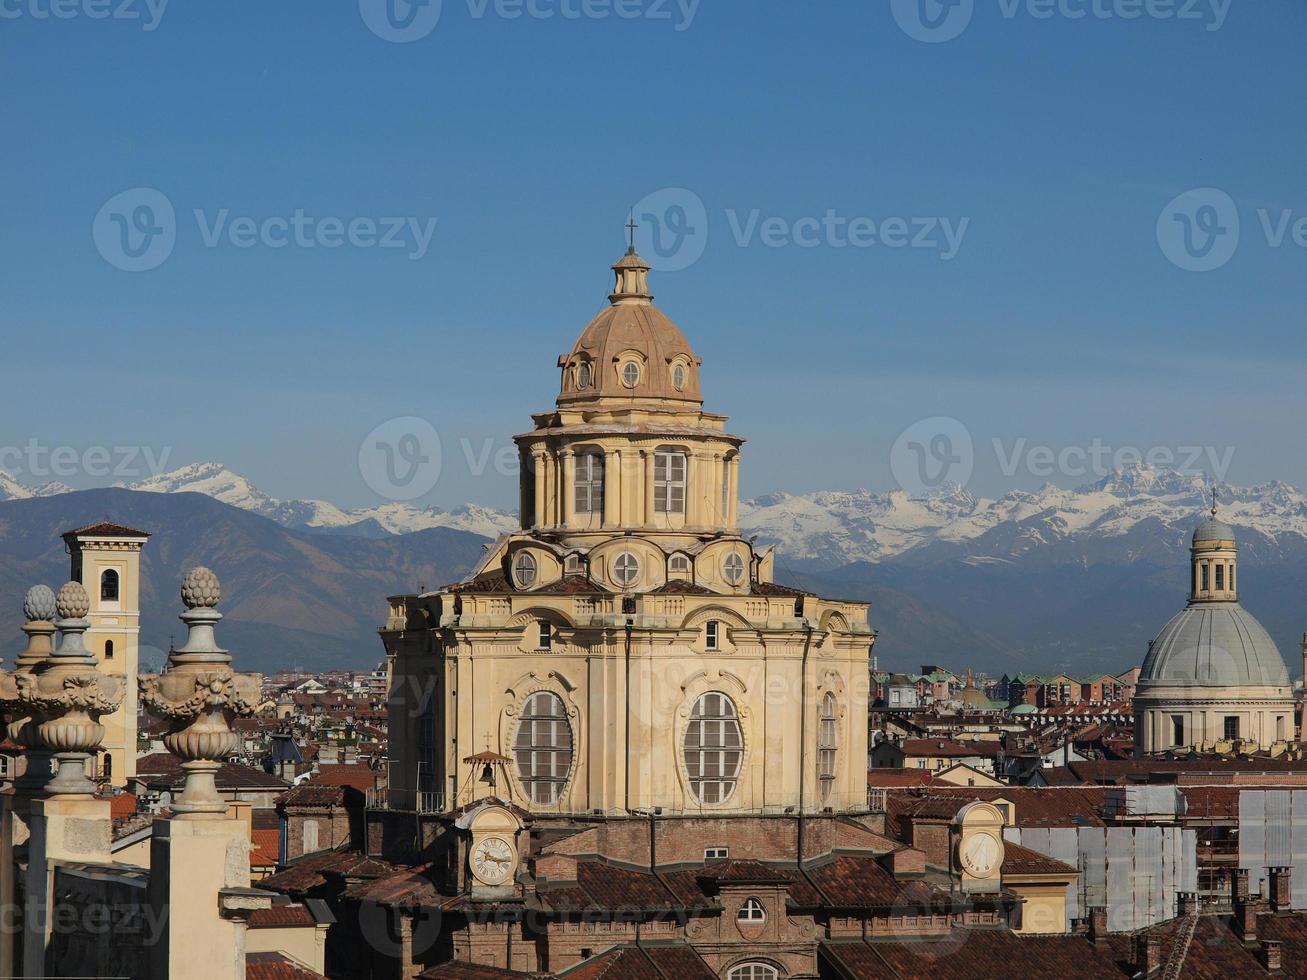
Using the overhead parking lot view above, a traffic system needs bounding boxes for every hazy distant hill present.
[0,489,488,674]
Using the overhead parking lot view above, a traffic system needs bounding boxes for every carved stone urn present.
[0,585,59,794]
[139,568,261,818]
[10,582,124,796]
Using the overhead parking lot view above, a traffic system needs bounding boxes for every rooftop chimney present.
[1237,896,1264,943]
[1261,939,1283,974]
[1234,868,1250,902]
[1134,933,1162,976]
[1088,906,1108,945]
[1270,867,1292,913]
[1177,892,1199,916]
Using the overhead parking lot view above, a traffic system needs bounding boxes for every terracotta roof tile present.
[245,952,325,979]
[62,522,150,539]
[820,931,1125,979]
[247,904,316,928]
[1001,841,1077,876]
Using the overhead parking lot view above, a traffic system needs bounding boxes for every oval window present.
[621,361,641,387]
[673,364,687,390]
[577,362,592,389]
[513,551,537,588]
[684,692,742,804]
[514,691,573,804]
[723,553,746,586]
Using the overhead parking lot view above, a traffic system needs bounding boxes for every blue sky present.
[1,0,1304,510]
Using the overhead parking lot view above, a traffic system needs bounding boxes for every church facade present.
[384,246,876,820]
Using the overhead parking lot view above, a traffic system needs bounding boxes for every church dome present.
[1140,602,1290,688]
[1192,516,1235,544]
[558,248,702,407]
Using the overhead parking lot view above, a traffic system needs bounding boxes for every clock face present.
[471,835,515,886]
[960,832,1001,878]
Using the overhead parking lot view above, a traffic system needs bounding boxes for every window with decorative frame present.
[728,964,777,980]
[537,620,552,651]
[654,449,686,514]
[684,691,742,804]
[513,551,537,588]
[668,554,691,579]
[613,551,641,589]
[723,552,746,586]
[577,361,592,389]
[737,898,766,922]
[818,692,837,801]
[574,452,604,515]
[705,620,720,650]
[514,691,573,805]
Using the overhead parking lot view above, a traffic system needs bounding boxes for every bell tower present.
[62,521,150,786]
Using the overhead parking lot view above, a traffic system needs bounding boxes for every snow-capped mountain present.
[0,471,72,501]
[117,463,520,538]
[739,466,1307,567]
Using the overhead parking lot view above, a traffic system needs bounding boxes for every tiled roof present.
[890,788,1108,828]
[868,769,934,787]
[1001,841,1077,877]
[559,945,716,979]
[62,522,150,539]
[258,849,398,896]
[417,964,536,979]
[793,855,948,910]
[135,753,289,790]
[278,784,362,808]
[896,739,1005,758]
[343,864,442,907]
[539,862,713,914]
[251,828,281,867]
[699,859,793,884]
[751,581,813,598]
[820,930,1125,979]
[247,904,316,928]
[245,952,325,979]
[647,579,715,595]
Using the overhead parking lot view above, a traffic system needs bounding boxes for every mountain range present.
[2,463,1305,678]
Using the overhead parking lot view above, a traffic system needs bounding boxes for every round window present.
[673,364,686,390]
[513,551,537,588]
[723,553,746,586]
[621,361,641,388]
[577,362,592,389]
[613,551,641,589]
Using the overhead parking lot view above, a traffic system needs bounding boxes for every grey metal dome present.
[1141,602,1290,688]
[1192,516,1235,543]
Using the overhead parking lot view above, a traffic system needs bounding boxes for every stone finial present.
[24,584,58,623]
[181,566,221,610]
[6,583,125,796]
[141,567,260,818]
[56,580,90,620]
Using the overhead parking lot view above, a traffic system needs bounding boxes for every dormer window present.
[621,361,641,387]
[513,552,537,589]
[672,363,687,390]
[738,898,765,922]
[723,553,746,586]
[577,361,592,389]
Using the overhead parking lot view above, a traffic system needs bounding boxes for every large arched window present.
[100,569,120,602]
[728,965,778,980]
[818,692,837,801]
[514,692,573,805]
[684,692,742,804]
[574,452,604,515]
[653,449,686,514]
